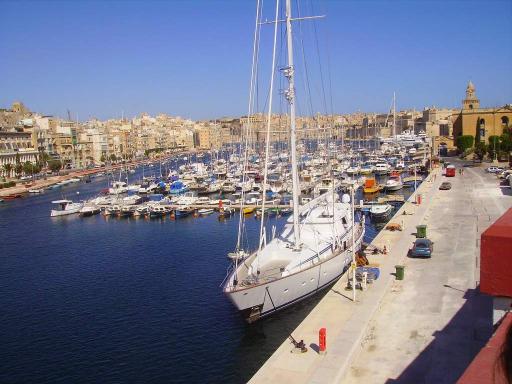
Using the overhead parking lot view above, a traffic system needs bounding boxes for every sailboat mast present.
[393,91,396,140]
[285,0,301,250]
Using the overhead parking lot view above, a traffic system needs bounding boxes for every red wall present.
[480,208,512,297]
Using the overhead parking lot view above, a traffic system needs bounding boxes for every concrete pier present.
[250,161,511,384]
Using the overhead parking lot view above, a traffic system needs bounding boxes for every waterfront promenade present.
[250,162,511,383]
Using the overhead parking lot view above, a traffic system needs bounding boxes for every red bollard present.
[416,194,422,205]
[319,328,326,354]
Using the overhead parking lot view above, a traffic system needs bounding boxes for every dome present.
[467,80,475,92]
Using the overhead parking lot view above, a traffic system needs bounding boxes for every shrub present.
[456,135,474,153]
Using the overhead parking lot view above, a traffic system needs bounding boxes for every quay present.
[250,161,511,384]
[0,151,198,198]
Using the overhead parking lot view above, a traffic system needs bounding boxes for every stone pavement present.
[250,167,448,384]
[342,161,511,384]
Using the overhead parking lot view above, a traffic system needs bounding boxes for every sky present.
[1,0,511,121]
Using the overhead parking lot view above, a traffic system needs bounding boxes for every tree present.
[15,163,23,178]
[38,151,50,168]
[474,142,487,160]
[487,135,501,160]
[100,154,106,163]
[456,135,474,154]
[23,161,34,176]
[48,159,62,172]
[3,164,13,178]
[109,154,117,162]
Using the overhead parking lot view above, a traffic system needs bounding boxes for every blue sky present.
[1,0,511,121]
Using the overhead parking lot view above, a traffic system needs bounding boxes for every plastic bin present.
[416,225,427,238]
[395,265,405,280]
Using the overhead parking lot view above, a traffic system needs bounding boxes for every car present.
[410,238,434,258]
[439,182,452,190]
[498,170,512,179]
[486,166,504,173]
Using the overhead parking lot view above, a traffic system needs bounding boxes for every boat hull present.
[51,207,82,217]
[224,231,363,322]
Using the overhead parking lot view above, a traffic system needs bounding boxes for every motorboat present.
[384,174,403,192]
[109,181,128,195]
[133,205,150,217]
[370,203,393,220]
[175,206,194,218]
[120,205,135,217]
[374,163,390,175]
[51,200,83,217]
[79,204,101,217]
[169,181,189,195]
[149,205,168,218]
[198,208,214,215]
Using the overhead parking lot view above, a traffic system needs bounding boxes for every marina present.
[1,0,511,383]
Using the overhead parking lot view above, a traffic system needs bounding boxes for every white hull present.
[51,205,82,217]
[384,182,403,191]
[224,225,364,322]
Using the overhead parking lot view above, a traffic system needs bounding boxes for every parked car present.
[486,166,504,173]
[497,170,512,179]
[439,182,452,190]
[410,238,434,258]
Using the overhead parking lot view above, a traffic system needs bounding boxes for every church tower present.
[462,80,480,110]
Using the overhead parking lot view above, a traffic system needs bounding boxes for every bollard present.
[319,328,326,354]
[416,194,422,205]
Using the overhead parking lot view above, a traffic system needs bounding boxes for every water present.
[0,169,415,383]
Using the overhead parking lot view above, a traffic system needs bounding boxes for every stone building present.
[453,81,512,144]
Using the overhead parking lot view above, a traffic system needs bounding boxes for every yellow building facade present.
[454,81,512,143]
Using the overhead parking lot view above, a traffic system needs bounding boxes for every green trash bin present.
[416,225,427,238]
[395,265,405,280]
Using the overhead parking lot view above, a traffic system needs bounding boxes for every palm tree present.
[3,164,13,179]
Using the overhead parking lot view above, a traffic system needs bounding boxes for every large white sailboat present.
[223,0,365,323]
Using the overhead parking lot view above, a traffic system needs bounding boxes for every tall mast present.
[393,91,396,140]
[285,0,301,250]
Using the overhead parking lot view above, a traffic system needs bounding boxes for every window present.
[502,116,509,128]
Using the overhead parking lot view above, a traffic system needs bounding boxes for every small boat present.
[3,194,23,200]
[80,204,101,217]
[175,206,194,218]
[363,178,381,194]
[219,207,235,218]
[370,204,393,220]
[133,205,150,217]
[198,208,214,216]
[243,207,255,215]
[120,205,135,217]
[384,174,403,192]
[105,204,122,216]
[149,205,168,218]
[28,189,43,194]
[51,200,83,217]
[374,163,390,175]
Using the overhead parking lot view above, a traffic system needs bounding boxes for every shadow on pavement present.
[499,185,512,196]
[385,287,493,384]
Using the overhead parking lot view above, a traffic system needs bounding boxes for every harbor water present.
[0,167,417,383]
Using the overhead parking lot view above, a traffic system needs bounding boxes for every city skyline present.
[1,0,511,121]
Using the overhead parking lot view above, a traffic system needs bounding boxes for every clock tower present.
[462,80,480,110]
